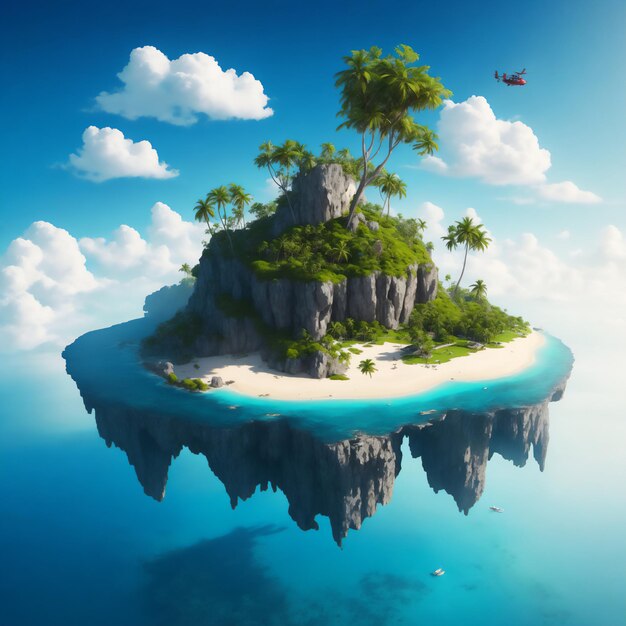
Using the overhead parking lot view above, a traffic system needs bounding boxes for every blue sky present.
[1,0,625,351]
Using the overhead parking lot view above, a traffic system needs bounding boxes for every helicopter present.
[494,68,527,86]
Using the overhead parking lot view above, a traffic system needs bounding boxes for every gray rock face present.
[417,264,438,302]
[144,360,174,378]
[157,161,439,376]
[79,379,567,544]
[210,376,224,388]
[272,164,356,235]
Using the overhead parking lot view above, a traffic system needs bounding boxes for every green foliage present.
[409,290,528,344]
[166,373,178,384]
[249,201,277,220]
[335,45,451,223]
[358,358,377,377]
[223,207,429,283]
[180,378,209,392]
[329,374,350,381]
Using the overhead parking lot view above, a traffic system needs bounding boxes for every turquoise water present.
[63,318,574,440]
[1,322,625,625]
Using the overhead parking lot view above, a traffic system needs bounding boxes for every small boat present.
[489,506,504,513]
[264,413,281,417]
[227,405,239,410]
[419,409,437,415]
[431,568,445,577]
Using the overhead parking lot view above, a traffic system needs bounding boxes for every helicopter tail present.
[494,70,500,81]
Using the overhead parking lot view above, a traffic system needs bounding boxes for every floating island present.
[62,45,574,544]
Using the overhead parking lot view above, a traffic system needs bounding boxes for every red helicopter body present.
[494,68,527,86]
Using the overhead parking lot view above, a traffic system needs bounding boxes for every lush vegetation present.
[165,373,209,392]
[207,204,431,283]
[408,289,528,346]
[335,44,450,225]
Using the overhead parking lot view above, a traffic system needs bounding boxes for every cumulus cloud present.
[68,126,178,182]
[418,201,446,238]
[0,204,205,352]
[80,202,205,277]
[422,96,602,204]
[96,46,273,125]
[425,96,551,185]
[536,181,601,204]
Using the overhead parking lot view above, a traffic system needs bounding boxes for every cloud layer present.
[96,46,273,125]
[0,204,204,351]
[68,126,178,182]
[422,96,601,204]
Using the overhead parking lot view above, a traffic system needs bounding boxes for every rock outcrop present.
[272,163,356,235]
[152,163,438,377]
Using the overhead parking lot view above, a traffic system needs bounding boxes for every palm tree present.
[416,218,427,234]
[254,140,300,223]
[193,197,216,234]
[229,184,252,229]
[333,240,350,263]
[442,217,491,298]
[376,172,407,216]
[179,263,192,277]
[470,279,488,301]
[320,142,336,161]
[358,358,377,377]
[207,186,233,252]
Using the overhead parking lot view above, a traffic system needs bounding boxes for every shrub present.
[166,373,178,384]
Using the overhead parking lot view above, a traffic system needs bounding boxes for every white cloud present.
[557,230,571,240]
[80,202,205,279]
[68,126,178,182]
[424,96,551,185]
[96,45,273,125]
[422,96,601,205]
[419,201,446,238]
[536,181,601,204]
[0,204,205,352]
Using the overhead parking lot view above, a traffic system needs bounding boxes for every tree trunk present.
[453,243,469,299]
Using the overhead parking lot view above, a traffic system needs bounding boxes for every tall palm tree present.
[358,358,377,377]
[229,184,252,229]
[442,217,491,298]
[470,279,488,301]
[377,172,407,216]
[207,186,233,252]
[193,197,216,234]
[416,218,427,234]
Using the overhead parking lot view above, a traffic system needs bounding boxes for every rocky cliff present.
[83,378,568,545]
[162,163,438,377]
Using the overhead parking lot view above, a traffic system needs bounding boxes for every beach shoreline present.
[172,331,546,402]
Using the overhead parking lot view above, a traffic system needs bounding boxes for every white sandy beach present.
[174,331,545,401]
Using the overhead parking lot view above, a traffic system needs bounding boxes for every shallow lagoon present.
[1,320,625,625]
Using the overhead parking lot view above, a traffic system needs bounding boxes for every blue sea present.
[1,320,625,625]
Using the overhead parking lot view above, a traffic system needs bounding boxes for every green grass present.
[329,374,350,381]
[489,329,529,344]
[402,341,478,365]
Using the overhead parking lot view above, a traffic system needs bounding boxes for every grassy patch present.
[329,374,350,381]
